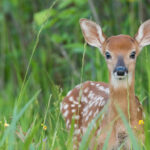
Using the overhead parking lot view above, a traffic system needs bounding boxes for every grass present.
[0,0,150,149]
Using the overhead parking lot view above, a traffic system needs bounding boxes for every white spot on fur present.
[64,104,68,110]
[88,91,95,99]
[69,96,79,105]
[72,109,76,113]
[84,87,89,93]
[94,100,99,107]
[100,100,105,106]
[78,104,81,108]
[97,85,109,94]
[88,111,93,117]
[85,116,89,122]
[73,115,80,120]
[81,96,88,103]
[63,110,69,117]
[96,83,100,87]
[74,129,81,135]
[105,88,110,94]
[82,106,89,117]
[66,119,70,127]
[94,109,99,118]
[74,124,78,128]
[83,106,88,113]
[71,104,75,108]
[69,96,74,102]
[87,96,104,108]
[89,101,94,108]
[73,101,79,105]
[83,106,89,117]
[90,82,95,86]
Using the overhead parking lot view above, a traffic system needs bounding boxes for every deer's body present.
[61,19,150,149]
[61,81,143,149]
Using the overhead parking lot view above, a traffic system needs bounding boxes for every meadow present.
[0,0,150,149]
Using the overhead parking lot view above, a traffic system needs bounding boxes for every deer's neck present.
[108,73,136,120]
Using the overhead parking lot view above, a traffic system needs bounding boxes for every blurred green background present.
[0,0,150,149]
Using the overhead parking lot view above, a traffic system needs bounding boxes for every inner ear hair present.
[135,20,150,49]
[79,18,106,52]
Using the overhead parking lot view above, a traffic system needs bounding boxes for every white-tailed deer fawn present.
[61,19,150,149]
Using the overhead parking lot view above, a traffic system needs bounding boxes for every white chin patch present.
[113,72,128,80]
[111,73,132,89]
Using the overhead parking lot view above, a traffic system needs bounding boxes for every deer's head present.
[80,19,150,88]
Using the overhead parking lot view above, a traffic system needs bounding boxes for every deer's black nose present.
[114,66,128,76]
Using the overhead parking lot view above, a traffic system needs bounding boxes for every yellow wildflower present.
[4,122,9,127]
[43,125,47,131]
[41,123,44,126]
[139,120,144,125]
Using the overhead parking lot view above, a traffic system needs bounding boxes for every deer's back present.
[60,81,109,135]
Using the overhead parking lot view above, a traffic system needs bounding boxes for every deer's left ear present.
[135,20,150,50]
[79,18,106,53]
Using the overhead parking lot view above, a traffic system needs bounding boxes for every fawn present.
[61,19,150,149]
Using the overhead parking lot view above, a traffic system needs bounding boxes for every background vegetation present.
[0,0,150,149]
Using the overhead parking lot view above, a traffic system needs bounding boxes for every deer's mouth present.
[113,72,128,80]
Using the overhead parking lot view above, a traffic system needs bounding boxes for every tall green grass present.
[0,0,150,149]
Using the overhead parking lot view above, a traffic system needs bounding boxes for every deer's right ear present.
[79,19,106,53]
[135,20,150,50]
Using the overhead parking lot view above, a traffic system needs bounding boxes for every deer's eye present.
[130,51,136,59]
[105,51,112,59]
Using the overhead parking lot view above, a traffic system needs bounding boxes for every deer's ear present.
[135,20,150,50]
[79,18,106,53]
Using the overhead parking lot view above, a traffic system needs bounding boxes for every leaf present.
[34,9,56,26]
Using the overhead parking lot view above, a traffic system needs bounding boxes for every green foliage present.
[0,0,150,149]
